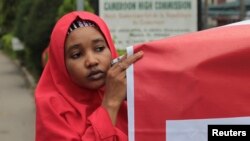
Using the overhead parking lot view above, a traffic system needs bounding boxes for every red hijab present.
[35,11,127,141]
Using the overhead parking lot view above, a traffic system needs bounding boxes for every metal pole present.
[76,0,84,11]
[239,0,246,20]
[197,0,202,30]
[203,0,208,29]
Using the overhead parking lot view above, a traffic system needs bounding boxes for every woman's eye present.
[71,52,81,59]
[95,46,105,52]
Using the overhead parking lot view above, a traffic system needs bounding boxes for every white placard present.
[99,0,198,49]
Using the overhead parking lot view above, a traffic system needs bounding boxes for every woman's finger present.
[122,51,143,68]
[111,51,143,72]
[111,55,125,66]
[117,62,126,71]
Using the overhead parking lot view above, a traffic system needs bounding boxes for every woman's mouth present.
[87,70,105,80]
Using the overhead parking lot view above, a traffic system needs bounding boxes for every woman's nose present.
[85,53,98,67]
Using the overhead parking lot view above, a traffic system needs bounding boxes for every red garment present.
[35,11,127,141]
[41,46,49,68]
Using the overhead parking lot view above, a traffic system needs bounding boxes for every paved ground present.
[0,51,35,141]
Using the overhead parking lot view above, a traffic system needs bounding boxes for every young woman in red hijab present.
[35,11,143,141]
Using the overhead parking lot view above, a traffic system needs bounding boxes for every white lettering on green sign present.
[155,1,191,10]
[104,1,191,11]
[104,2,136,10]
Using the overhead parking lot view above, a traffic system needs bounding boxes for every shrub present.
[1,33,16,59]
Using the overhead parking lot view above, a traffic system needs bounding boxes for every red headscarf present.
[35,11,127,141]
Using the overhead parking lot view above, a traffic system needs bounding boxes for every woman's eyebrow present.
[66,44,79,53]
[92,38,105,44]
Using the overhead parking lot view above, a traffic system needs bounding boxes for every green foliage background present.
[0,0,96,80]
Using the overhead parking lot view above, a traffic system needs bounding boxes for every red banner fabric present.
[126,22,250,141]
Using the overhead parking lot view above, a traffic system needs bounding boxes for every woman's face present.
[65,26,112,90]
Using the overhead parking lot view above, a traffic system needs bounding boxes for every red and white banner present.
[126,20,250,141]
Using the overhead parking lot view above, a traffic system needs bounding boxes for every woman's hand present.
[102,51,143,125]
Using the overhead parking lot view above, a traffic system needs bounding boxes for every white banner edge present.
[127,46,135,141]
